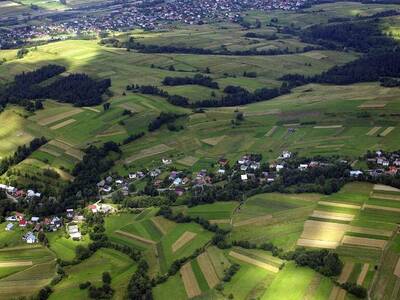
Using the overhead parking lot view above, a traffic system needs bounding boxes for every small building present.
[5,216,17,222]
[162,158,172,165]
[31,217,40,223]
[5,223,14,231]
[241,174,248,181]
[66,209,74,219]
[217,169,226,175]
[68,225,82,240]
[276,165,284,172]
[19,219,27,227]
[173,178,182,186]
[350,170,363,177]
[25,232,36,244]
[298,164,308,171]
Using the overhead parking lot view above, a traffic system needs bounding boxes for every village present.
[0,0,308,49]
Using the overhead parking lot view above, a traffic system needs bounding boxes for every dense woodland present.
[0,65,111,108]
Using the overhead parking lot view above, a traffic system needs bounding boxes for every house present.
[31,217,40,223]
[150,169,161,177]
[241,174,248,181]
[173,178,182,186]
[33,223,41,232]
[350,170,363,177]
[19,219,27,227]
[6,216,17,222]
[102,186,112,193]
[68,225,82,240]
[66,209,74,219]
[276,164,284,172]
[97,180,105,187]
[394,159,400,167]
[281,151,292,159]
[5,223,14,231]
[128,173,137,180]
[106,176,113,183]
[175,187,185,196]
[298,164,308,171]
[250,162,260,170]
[217,169,226,175]
[15,212,25,220]
[240,165,248,171]
[88,204,97,213]
[27,190,35,198]
[24,232,36,244]
[218,158,229,166]
[115,179,123,185]
[162,158,172,165]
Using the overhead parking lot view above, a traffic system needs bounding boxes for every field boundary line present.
[115,230,156,245]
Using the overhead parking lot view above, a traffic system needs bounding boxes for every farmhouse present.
[68,224,82,240]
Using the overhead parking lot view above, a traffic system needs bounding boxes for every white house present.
[276,164,284,172]
[350,170,363,177]
[298,164,308,171]
[241,174,248,181]
[5,223,14,231]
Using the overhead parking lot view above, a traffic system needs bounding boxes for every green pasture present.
[47,231,90,261]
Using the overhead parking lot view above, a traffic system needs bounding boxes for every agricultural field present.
[49,248,136,300]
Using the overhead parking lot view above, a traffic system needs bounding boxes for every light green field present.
[47,231,91,261]
[184,202,238,220]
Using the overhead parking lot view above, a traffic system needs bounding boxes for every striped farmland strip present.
[181,262,201,298]
[318,201,361,210]
[197,252,219,288]
[229,251,280,273]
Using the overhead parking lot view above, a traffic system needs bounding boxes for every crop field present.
[0,246,57,299]
[50,248,136,300]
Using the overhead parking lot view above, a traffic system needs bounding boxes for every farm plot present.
[366,127,382,136]
[36,108,83,126]
[177,156,199,167]
[265,126,278,137]
[317,201,361,210]
[49,119,76,130]
[201,135,226,146]
[380,127,395,137]
[300,220,349,243]
[374,184,400,193]
[180,262,201,298]
[186,202,237,221]
[229,251,280,273]
[172,231,197,253]
[125,144,173,164]
[196,252,219,288]
[310,210,354,222]
[341,236,387,249]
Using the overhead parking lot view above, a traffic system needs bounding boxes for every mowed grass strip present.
[115,230,156,245]
[180,262,201,298]
[151,217,167,235]
[357,263,369,285]
[207,246,231,279]
[297,239,340,249]
[233,214,273,227]
[171,231,197,253]
[49,119,76,130]
[37,108,82,126]
[380,126,395,137]
[229,251,279,273]
[371,193,400,202]
[125,144,173,164]
[364,204,400,213]
[265,126,278,137]
[201,135,226,146]
[341,236,387,249]
[373,184,400,193]
[318,201,361,210]
[394,258,400,277]
[366,127,382,136]
[197,252,220,288]
[177,156,199,166]
[348,226,393,237]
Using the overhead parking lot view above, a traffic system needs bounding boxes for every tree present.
[102,272,112,285]
[103,103,111,111]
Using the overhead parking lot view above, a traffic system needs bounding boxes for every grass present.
[50,248,136,300]
[260,262,318,300]
[152,273,187,300]
[47,231,90,261]
[185,202,237,220]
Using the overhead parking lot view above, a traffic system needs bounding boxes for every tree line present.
[162,74,219,89]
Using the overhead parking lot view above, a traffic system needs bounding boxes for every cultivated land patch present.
[341,236,387,249]
[265,126,278,137]
[371,193,400,202]
[364,204,400,213]
[197,252,219,288]
[366,127,382,136]
[300,220,348,242]
[348,226,393,237]
[83,107,101,113]
[177,156,199,166]
[39,146,61,157]
[318,201,361,209]
[394,258,400,277]
[0,261,33,267]
[357,263,369,285]
[201,135,226,146]
[358,103,387,109]
[115,230,156,245]
[380,126,395,137]
[151,217,166,235]
[311,210,354,222]
[233,214,273,227]
[297,239,340,249]
[125,144,173,164]
[37,108,83,126]
[313,125,343,129]
[300,51,328,60]
[229,251,280,273]
[171,231,197,253]
[48,139,72,150]
[180,262,201,298]
[65,148,84,160]
[374,184,400,192]
[50,119,76,130]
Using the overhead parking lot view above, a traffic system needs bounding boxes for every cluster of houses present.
[365,150,400,177]
[0,184,41,200]
[1,0,308,49]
